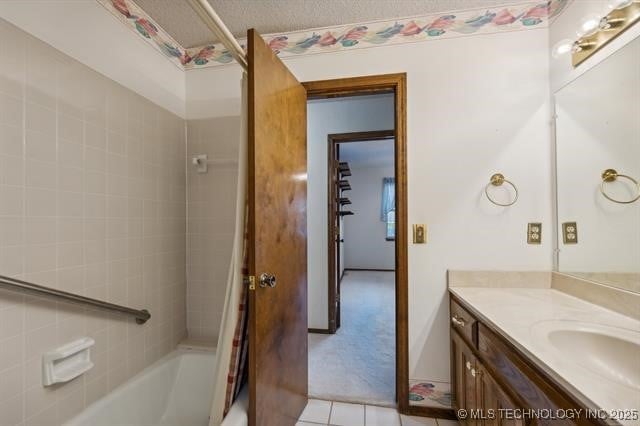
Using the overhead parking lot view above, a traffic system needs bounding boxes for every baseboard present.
[405,405,457,419]
[344,268,395,272]
[308,328,333,334]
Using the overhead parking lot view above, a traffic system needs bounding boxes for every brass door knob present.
[259,273,277,288]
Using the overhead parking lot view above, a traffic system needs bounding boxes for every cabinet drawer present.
[451,298,478,347]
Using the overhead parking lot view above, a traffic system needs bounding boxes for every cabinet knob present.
[471,368,477,377]
[451,315,466,327]
[466,361,471,370]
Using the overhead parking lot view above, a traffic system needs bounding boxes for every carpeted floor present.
[308,270,396,406]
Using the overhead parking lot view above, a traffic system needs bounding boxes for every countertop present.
[449,287,640,424]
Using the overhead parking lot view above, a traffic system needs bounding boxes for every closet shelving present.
[338,162,351,177]
[337,161,354,216]
[338,180,351,191]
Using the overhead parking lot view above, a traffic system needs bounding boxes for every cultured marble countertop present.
[449,287,640,424]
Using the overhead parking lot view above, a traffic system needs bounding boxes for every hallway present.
[308,270,396,406]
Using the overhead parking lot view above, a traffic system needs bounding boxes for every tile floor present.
[297,399,460,426]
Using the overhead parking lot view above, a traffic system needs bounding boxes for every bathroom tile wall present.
[0,19,187,426]
[186,117,239,341]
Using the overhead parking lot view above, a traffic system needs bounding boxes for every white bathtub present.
[65,348,248,426]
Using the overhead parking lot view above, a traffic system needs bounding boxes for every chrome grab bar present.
[0,274,150,324]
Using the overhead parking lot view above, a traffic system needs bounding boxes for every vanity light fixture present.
[577,13,603,37]
[552,39,574,58]
[572,0,640,66]
[553,0,640,67]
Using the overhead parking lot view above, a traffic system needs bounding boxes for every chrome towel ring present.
[600,169,640,204]
[484,173,519,207]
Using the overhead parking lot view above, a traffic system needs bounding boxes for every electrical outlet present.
[527,223,542,244]
[413,224,427,244]
[562,222,578,244]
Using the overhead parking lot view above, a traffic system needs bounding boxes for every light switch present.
[562,222,578,244]
[413,224,427,244]
[527,223,542,244]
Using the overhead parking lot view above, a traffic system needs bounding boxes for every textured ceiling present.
[134,0,531,48]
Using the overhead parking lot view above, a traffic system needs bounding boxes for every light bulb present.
[552,39,574,58]
[577,13,603,37]
[608,0,633,10]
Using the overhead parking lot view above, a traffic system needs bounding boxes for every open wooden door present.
[247,29,308,426]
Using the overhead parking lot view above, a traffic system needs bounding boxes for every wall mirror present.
[554,36,640,293]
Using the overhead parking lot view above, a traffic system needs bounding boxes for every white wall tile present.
[0,19,187,425]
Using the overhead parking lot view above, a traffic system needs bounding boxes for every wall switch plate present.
[562,222,578,244]
[413,224,427,244]
[527,223,542,244]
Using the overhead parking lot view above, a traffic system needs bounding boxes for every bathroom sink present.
[531,320,640,390]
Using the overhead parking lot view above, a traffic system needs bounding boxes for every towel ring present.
[484,173,518,207]
[600,169,640,204]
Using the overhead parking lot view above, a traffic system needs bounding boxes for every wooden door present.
[247,29,308,426]
[477,364,525,426]
[452,332,479,426]
[331,145,341,330]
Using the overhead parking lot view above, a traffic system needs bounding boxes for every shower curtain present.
[209,73,249,425]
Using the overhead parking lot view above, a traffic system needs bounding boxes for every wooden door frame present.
[327,129,395,335]
[303,74,409,414]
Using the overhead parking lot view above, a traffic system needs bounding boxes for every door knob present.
[259,273,277,288]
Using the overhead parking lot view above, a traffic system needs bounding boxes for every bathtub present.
[65,348,248,426]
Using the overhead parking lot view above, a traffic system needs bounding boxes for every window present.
[381,177,395,241]
[386,209,396,241]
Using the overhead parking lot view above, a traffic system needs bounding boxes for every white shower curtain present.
[209,73,248,426]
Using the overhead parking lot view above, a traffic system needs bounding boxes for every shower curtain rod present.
[186,0,248,71]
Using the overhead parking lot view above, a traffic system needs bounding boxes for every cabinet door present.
[452,331,479,426]
[477,364,525,426]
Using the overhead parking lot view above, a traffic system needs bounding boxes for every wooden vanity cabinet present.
[451,331,479,424]
[452,330,523,426]
[476,362,524,426]
[450,294,609,426]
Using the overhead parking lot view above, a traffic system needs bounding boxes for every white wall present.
[307,95,395,329]
[185,28,552,383]
[343,164,395,270]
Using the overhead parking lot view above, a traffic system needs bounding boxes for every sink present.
[531,320,640,390]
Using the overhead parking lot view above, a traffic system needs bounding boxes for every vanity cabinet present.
[452,324,523,426]
[450,294,609,426]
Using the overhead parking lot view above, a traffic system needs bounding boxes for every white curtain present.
[380,177,395,221]
[208,73,248,426]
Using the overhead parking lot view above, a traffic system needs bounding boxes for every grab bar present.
[0,274,150,324]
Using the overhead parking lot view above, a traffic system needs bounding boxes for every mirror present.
[554,36,640,293]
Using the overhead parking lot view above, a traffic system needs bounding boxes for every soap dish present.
[42,337,95,386]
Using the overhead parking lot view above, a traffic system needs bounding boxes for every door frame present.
[327,129,395,334]
[303,74,409,413]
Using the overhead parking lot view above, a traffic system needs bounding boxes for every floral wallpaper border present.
[97,0,192,68]
[409,379,452,408]
[98,0,570,70]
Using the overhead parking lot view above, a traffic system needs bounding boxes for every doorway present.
[303,75,408,411]
[328,130,396,334]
